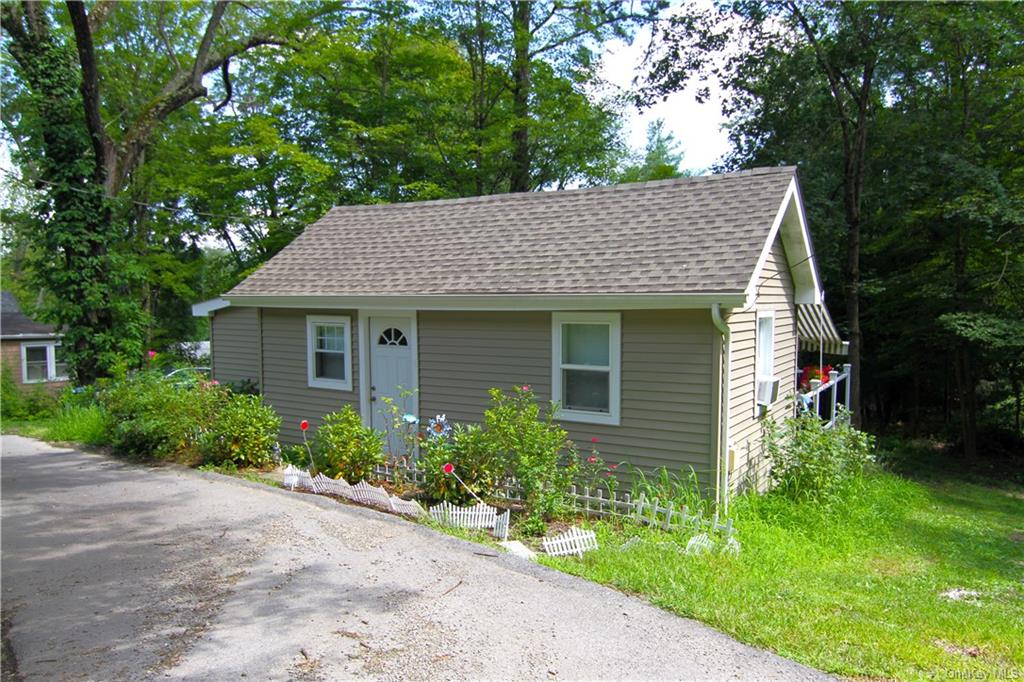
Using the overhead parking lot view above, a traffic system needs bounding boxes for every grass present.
[1,404,108,446]
[541,470,1024,681]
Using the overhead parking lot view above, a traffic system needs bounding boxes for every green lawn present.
[542,472,1024,680]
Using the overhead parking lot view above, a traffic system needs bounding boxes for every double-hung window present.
[306,315,352,391]
[551,312,621,426]
[21,341,68,383]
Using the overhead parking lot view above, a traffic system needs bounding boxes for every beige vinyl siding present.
[418,310,716,482]
[260,308,360,444]
[726,235,798,490]
[210,306,260,389]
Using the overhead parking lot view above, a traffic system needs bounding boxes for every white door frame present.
[358,310,419,428]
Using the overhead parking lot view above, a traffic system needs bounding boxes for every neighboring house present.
[1,291,68,389]
[194,167,846,499]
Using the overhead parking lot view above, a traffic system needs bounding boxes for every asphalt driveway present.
[1,435,828,680]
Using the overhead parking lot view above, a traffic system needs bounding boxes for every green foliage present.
[764,410,875,501]
[48,403,109,446]
[99,371,230,462]
[0,369,57,421]
[617,119,687,182]
[201,394,281,468]
[420,424,504,504]
[484,385,576,526]
[312,405,385,482]
[628,465,710,517]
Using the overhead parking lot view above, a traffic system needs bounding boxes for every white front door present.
[368,316,415,453]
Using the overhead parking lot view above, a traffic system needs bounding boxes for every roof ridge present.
[322,166,796,214]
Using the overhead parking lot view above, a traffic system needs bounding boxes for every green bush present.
[48,404,109,445]
[420,423,504,504]
[313,405,385,481]
[484,385,576,527]
[764,408,875,501]
[99,371,230,461]
[202,393,281,468]
[1,369,57,421]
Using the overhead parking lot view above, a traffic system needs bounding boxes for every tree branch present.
[87,0,116,33]
[191,1,228,89]
[66,0,113,185]
[213,58,232,111]
[0,4,28,46]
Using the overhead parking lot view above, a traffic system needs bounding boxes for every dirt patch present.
[1008,531,1024,542]
[934,639,982,658]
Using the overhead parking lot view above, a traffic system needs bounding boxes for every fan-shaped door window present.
[377,327,408,347]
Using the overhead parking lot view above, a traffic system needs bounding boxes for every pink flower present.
[591,437,599,444]
[443,462,454,475]
[300,420,309,431]
[147,350,157,359]
[521,385,531,391]
[587,456,598,464]
[604,471,613,477]
[210,380,219,386]
[609,463,618,470]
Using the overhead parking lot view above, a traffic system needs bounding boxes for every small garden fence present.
[373,462,735,539]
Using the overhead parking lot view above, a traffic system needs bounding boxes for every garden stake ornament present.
[442,462,485,505]
[300,419,315,470]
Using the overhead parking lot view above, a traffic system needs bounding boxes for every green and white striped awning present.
[796,303,848,355]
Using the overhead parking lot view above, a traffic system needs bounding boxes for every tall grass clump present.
[48,403,109,446]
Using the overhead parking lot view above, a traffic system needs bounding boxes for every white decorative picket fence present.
[283,464,425,518]
[372,462,736,540]
[542,527,598,557]
[428,501,510,541]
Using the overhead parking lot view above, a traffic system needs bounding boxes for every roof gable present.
[229,167,799,299]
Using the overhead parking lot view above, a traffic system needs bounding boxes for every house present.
[193,167,847,499]
[1,291,69,389]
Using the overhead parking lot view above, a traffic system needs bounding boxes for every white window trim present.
[306,315,353,391]
[551,312,621,426]
[20,340,67,384]
[754,309,776,417]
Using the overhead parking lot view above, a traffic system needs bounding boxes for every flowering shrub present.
[313,405,385,481]
[764,408,875,501]
[420,423,502,503]
[799,364,835,391]
[201,394,281,468]
[484,385,576,528]
[576,437,620,497]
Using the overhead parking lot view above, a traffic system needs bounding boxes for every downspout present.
[711,304,731,516]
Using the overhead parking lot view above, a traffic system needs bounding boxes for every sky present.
[598,34,731,175]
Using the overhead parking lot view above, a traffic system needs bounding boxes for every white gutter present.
[711,303,731,515]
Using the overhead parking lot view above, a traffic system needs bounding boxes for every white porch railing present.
[798,362,852,429]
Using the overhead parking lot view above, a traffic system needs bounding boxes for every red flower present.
[521,384,531,391]
[604,471,613,477]
[300,420,309,431]
[591,437,599,444]
[609,463,618,470]
[443,462,454,475]
[147,350,157,359]
[587,456,598,464]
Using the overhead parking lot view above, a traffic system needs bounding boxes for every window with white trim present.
[21,341,68,383]
[551,312,621,426]
[306,315,352,391]
[754,310,777,414]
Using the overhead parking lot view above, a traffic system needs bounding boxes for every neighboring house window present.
[20,341,68,383]
[306,315,352,391]
[755,310,777,414]
[551,312,621,426]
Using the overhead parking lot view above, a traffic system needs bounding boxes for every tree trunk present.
[509,0,531,192]
[953,220,978,459]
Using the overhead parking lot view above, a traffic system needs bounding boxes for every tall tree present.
[0,1,323,382]
[644,1,896,426]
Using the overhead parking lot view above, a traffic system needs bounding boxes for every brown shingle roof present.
[229,166,796,297]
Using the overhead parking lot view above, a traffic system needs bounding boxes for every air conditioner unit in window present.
[756,377,780,406]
